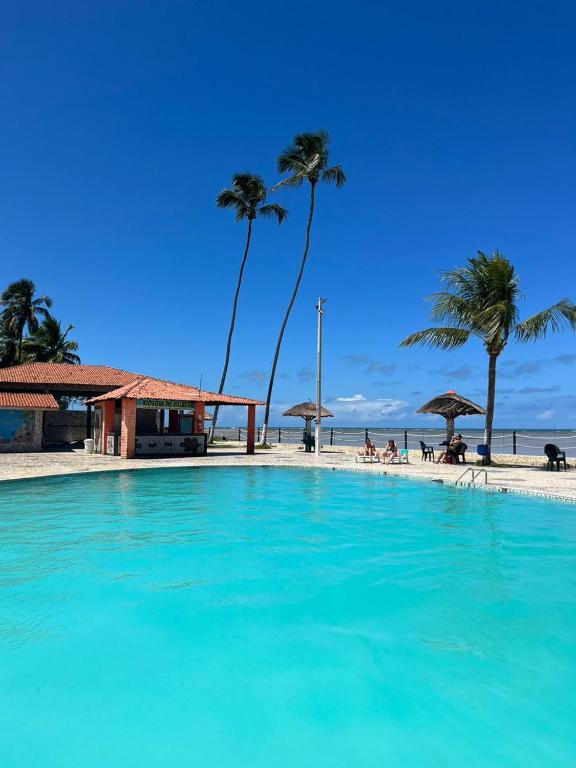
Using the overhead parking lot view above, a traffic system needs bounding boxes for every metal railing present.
[210,427,576,457]
[456,468,488,486]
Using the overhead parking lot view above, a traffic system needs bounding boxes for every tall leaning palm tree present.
[400,251,576,463]
[0,279,52,363]
[22,315,80,364]
[209,173,287,440]
[261,131,345,444]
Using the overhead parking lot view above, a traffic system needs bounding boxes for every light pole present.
[315,297,326,456]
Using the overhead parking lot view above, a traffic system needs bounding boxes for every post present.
[120,398,136,459]
[238,427,241,441]
[246,404,255,455]
[365,428,369,442]
[513,430,517,455]
[446,416,455,440]
[101,400,115,455]
[315,297,326,456]
[168,410,179,434]
[278,427,281,444]
[257,427,260,443]
[330,428,334,446]
[404,429,408,450]
[86,404,92,439]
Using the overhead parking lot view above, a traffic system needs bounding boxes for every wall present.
[0,409,43,452]
[44,410,87,444]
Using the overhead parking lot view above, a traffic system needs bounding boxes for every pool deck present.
[1,445,575,502]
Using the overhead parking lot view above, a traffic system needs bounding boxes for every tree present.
[0,279,52,363]
[209,173,287,440]
[23,315,80,364]
[400,251,576,463]
[0,316,18,367]
[261,131,345,444]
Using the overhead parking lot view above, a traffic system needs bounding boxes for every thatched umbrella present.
[282,401,333,436]
[417,390,485,440]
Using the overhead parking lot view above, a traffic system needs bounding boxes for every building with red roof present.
[0,363,262,458]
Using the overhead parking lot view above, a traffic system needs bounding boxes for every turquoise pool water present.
[1,467,575,767]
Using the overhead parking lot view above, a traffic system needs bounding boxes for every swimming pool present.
[1,467,575,767]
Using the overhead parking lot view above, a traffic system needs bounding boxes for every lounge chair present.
[419,440,434,461]
[544,443,567,471]
[387,448,409,464]
[355,453,380,464]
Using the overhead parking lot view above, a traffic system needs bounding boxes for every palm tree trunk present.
[209,218,253,442]
[261,182,316,445]
[482,352,498,465]
[16,322,25,364]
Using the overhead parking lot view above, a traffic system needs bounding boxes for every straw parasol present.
[283,401,333,435]
[417,390,485,440]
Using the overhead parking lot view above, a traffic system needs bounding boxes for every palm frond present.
[399,327,470,350]
[257,203,288,224]
[428,292,473,326]
[277,152,309,176]
[33,295,53,309]
[514,299,576,342]
[216,189,249,221]
[271,174,306,191]
[321,165,346,187]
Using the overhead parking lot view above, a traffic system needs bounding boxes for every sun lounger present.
[355,454,380,463]
[386,448,409,464]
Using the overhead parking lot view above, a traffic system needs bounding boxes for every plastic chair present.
[419,440,434,461]
[544,443,567,471]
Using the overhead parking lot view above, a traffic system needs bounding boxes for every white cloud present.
[327,393,408,422]
[536,409,555,421]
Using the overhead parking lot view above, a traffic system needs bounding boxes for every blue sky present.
[1,1,575,427]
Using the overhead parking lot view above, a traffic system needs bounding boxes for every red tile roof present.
[0,363,262,407]
[0,363,141,386]
[87,377,263,406]
[0,392,59,410]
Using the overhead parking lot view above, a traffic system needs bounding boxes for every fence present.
[211,427,576,458]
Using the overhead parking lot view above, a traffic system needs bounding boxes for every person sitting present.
[383,439,400,463]
[436,434,461,464]
[360,436,377,457]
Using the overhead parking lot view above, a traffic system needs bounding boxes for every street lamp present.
[315,297,326,456]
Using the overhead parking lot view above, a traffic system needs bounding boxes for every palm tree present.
[400,251,576,463]
[0,279,52,363]
[0,324,18,367]
[209,173,287,440]
[23,315,80,364]
[261,131,345,444]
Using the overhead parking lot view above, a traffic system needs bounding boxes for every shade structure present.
[283,401,333,437]
[417,390,485,439]
[282,401,333,419]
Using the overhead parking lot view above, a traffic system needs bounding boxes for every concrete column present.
[120,399,137,459]
[101,401,115,455]
[195,402,205,434]
[246,404,255,455]
[168,409,179,434]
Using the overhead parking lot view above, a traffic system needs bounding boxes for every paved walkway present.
[1,446,575,502]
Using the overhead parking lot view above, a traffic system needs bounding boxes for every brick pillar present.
[101,401,115,455]
[195,402,205,434]
[246,404,255,455]
[120,399,137,459]
[168,409,179,434]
